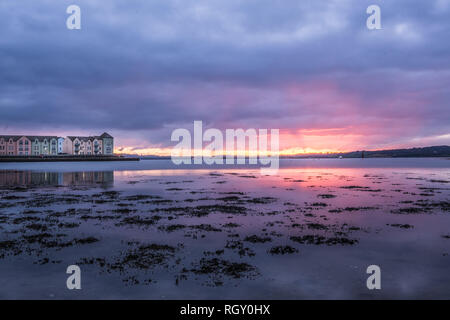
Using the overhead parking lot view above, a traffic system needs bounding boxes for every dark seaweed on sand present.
[268,245,299,255]
[290,235,358,245]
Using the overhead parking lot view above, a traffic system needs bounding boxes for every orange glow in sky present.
[115,130,373,156]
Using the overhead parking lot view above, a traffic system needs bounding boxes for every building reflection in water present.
[0,171,114,188]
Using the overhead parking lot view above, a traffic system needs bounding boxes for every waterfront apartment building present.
[57,137,65,154]
[30,136,58,155]
[0,133,114,156]
[63,132,114,155]
[0,135,59,156]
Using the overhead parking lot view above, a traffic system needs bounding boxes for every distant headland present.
[131,145,450,160]
[283,145,450,159]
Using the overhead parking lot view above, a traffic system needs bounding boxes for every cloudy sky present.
[1,0,449,154]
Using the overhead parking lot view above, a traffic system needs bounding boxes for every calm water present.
[0,158,449,299]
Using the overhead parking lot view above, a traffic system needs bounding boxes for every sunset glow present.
[1,0,449,154]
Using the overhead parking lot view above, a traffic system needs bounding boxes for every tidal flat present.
[0,159,449,299]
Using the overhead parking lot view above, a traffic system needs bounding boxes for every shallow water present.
[0,159,449,299]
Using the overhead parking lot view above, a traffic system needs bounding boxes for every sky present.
[0,0,449,155]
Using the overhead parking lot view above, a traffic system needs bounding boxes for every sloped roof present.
[27,136,58,142]
[2,133,112,143]
[68,136,103,142]
[100,132,113,139]
[0,135,21,142]
[0,135,58,142]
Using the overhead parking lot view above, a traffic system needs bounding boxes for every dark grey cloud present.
[0,0,449,149]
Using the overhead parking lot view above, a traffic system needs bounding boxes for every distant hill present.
[287,145,450,159]
[119,145,450,159]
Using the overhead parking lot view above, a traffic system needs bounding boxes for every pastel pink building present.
[16,136,32,156]
[0,135,56,156]
[0,136,22,156]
